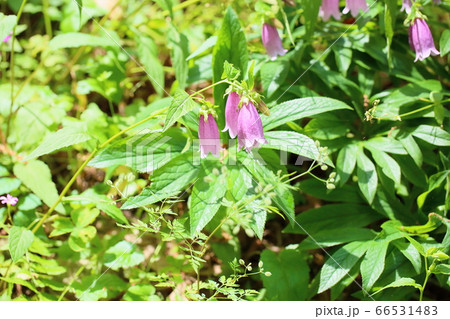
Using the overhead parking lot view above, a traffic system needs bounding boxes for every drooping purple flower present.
[261,23,288,61]
[343,0,368,17]
[223,92,240,138]
[198,114,221,158]
[320,0,341,21]
[401,0,412,13]
[2,32,12,43]
[0,194,18,206]
[237,101,267,152]
[409,18,440,62]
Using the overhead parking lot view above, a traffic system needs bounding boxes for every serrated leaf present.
[164,90,199,130]
[189,163,227,234]
[336,144,358,186]
[122,152,200,209]
[25,128,92,160]
[262,97,352,131]
[356,148,378,204]
[9,226,35,263]
[13,160,65,213]
[88,128,186,173]
[411,125,450,147]
[318,241,370,293]
[212,6,248,127]
[361,240,389,291]
[372,277,421,296]
[262,131,321,163]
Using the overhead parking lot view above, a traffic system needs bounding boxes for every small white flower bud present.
[265,272,272,277]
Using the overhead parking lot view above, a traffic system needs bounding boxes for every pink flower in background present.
[2,31,12,43]
[401,0,412,13]
[409,18,440,62]
[0,194,18,206]
[237,101,267,152]
[261,23,288,60]
[320,0,341,21]
[343,0,368,17]
[223,92,241,138]
[198,114,221,158]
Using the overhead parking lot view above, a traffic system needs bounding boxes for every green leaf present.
[97,202,128,225]
[103,241,145,270]
[262,97,352,131]
[366,148,401,185]
[396,133,423,167]
[336,144,358,186]
[122,153,200,209]
[285,204,381,235]
[73,274,128,301]
[137,36,165,96]
[187,35,217,61]
[318,241,370,293]
[297,227,375,250]
[164,90,199,131]
[261,60,289,98]
[25,127,92,160]
[440,29,450,57]
[401,213,445,235]
[393,241,422,274]
[384,0,398,64]
[262,131,320,163]
[8,226,35,263]
[0,177,21,195]
[0,13,16,41]
[212,6,248,125]
[364,137,407,155]
[13,160,65,213]
[360,240,389,291]
[88,128,186,173]
[49,32,115,50]
[49,217,75,237]
[168,26,189,90]
[71,207,99,228]
[246,201,267,240]
[189,162,227,234]
[411,125,450,146]
[299,179,363,203]
[372,277,421,296]
[432,264,450,275]
[301,0,320,38]
[261,249,310,300]
[356,148,378,204]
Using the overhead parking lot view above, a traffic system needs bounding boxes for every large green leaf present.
[262,97,352,131]
[13,160,65,213]
[9,226,35,263]
[367,148,401,185]
[356,148,378,204]
[261,60,289,98]
[285,204,381,235]
[168,26,189,90]
[122,152,200,209]
[25,127,92,160]
[336,144,358,186]
[360,240,389,291]
[411,125,450,147]
[189,162,227,235]
[261,249,310,300]
[297,227,375,250]
[212,6,248,126]
[262,131,320,162]
[318,241,370,293]
[88,128,186,173]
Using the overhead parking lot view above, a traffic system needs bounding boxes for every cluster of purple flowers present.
[199,92,267,159]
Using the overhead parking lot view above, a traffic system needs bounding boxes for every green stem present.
[6,0,28,140]
[42,0,53,37]
[420,258,433,301]
[31,106,169,233]
[58,265,85,301]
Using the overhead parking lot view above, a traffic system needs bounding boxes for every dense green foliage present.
[0,0,449,301]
